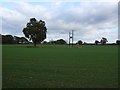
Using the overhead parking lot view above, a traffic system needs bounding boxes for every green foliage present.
[2,34,28,44]
[14,36,28,44]
[23,18,47,46]
[2,35,14,44]
[95,40,99,45]
[116,40,120,45]
[101,37,108,45]
[77,40,83,45]
[56,39,67,44]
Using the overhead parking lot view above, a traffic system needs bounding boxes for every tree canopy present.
[77,40,83,45]
[101,37,108,45]
[95,40,99,45]
[116,40,120,45]
[23,18,47,46]
[14,36,29,44]
[2,35,14,44]
[1,34,29,44]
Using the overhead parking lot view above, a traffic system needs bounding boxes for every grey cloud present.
[1,2,118,43]
[56,2,117,26]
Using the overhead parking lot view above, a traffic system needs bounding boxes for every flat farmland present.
[2,45,118,88]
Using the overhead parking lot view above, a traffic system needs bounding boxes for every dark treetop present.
[23,18,47,46]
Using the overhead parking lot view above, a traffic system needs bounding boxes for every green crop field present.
[2,45,118,88]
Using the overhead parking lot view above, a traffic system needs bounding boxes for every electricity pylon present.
[69,30,74,47]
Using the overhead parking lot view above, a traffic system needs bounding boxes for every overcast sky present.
[0,0,119,43]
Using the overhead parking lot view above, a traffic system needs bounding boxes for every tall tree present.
[23,18,47,47]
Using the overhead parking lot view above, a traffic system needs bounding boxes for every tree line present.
[0,34,29,44]
[0,34,120,45]
[0,34,67,45]
[0,18,120,46]
[77,39,120,45]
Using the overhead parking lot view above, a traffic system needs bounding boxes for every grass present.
[2,44,118,88]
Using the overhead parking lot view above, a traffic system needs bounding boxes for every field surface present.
[2,45,118,88]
